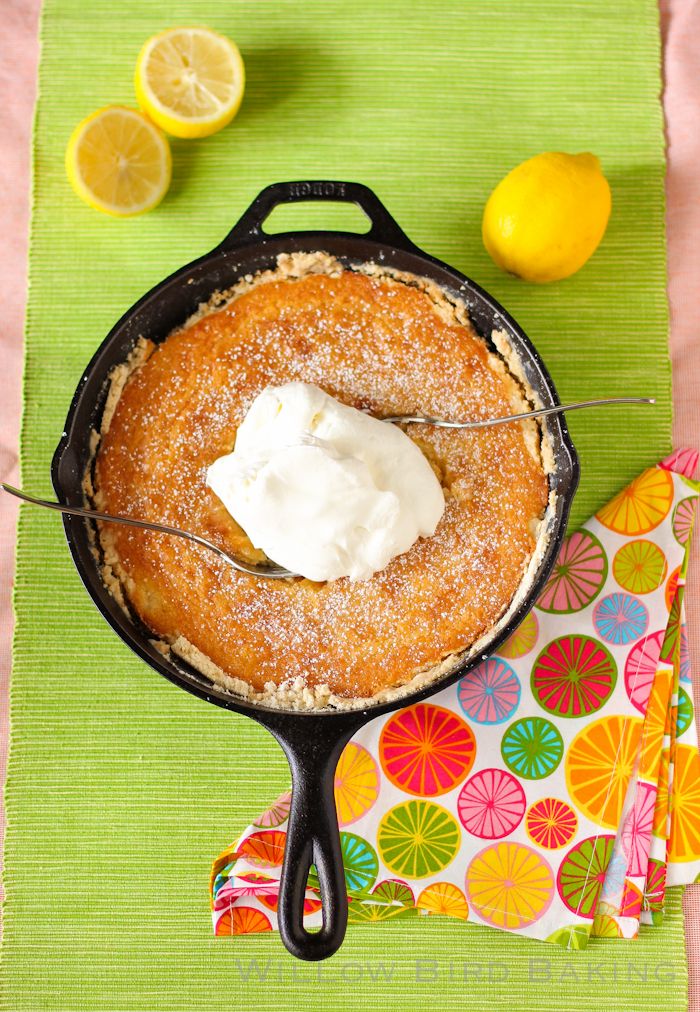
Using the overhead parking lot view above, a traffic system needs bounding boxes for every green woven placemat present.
[3,0,683,1009]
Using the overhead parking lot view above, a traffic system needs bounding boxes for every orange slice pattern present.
[525,797,578,850]
[596,468,673,536]
[565,715,643,828]
[417,882,469,919]
[669,744,700,862]
[215,906,272,935]
[653,749,670,840]
[237,830,287,867]
[639,669,672,779]
[665,565,681,611]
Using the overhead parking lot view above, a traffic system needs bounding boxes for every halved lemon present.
[65,105,172,217]
[135,26,245,139]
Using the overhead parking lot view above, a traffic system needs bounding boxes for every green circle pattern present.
[660,587,684,665]
[348,900,413,924]
[339,831,379,892]
[501,717,564,780]
[372,879,415,907]
[673,496,696,546]
[531,635,617,718]
[677,687,694,737]
[377,800,461,879]
[557,835,615,918]
[546,924,590,950]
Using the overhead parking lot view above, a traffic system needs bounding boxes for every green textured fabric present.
[3,0,684,1009]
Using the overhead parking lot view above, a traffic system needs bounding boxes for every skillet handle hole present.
[262,201,372,236]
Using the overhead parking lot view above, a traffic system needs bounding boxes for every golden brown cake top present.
[93,258,550,708]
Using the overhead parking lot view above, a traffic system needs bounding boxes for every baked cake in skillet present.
[90,253,551,709]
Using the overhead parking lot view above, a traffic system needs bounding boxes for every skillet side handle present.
[218,180,417,252]
[259,713,366,961]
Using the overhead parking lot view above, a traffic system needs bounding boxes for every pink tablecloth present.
[1,0,699,1002]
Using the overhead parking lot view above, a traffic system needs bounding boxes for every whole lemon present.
[482,152,611,283]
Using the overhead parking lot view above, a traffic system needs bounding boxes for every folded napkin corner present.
[212,449,700,948]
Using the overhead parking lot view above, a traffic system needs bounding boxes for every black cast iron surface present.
[51,180,579,960]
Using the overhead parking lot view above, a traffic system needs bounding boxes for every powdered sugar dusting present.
[92,253,552,708]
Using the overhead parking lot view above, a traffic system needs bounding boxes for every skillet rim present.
[50,194,579,723]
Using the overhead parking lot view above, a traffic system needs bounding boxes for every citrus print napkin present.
[211,451,700,949]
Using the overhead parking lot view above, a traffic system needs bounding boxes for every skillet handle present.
[258,712,366,961]
[218,180,416,251]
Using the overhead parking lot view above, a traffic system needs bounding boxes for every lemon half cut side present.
[65,105,172,217]
[135,26,245,139]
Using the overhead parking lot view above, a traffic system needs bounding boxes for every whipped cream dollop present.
[206,382,445,582]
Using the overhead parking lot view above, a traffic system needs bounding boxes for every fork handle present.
[0,483,294,579]
[382,396,656,429]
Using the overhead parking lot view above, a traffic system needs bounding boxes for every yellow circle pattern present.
[416,882,469,919]
[334,742,380,826]
[466,842,554,930]
[596,468,673,536]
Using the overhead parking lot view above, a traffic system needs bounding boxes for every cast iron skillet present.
[51,180,579,962]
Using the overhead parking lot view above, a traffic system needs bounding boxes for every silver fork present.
[1,396,655,580]
[1,483,296,579]
[382,396,655,427]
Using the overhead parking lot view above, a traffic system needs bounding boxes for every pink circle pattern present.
[660,448,699,478]
[621,781,656,877]
[531,634,617,718]
[457,768,526,839]
[537,529,607,613]
[624,630,666,712]
[593,593,648,646]
[458,658,521,725]
[680,624,691,683]
[672,497,696,546]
